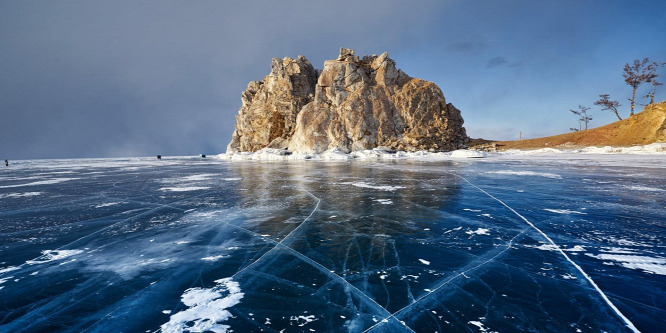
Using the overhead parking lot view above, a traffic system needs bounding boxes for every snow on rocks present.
[451,149,487,158]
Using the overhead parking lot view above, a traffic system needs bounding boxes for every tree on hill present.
[594,94,622,121]
[644,60,665,105]
[570,105,592,132]
[623,58,653,115]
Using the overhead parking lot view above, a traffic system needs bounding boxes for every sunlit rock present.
[227,47,468,154]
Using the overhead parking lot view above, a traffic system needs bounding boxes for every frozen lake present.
[1,153,665,332]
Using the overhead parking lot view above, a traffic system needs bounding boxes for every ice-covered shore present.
[216,143,666,161]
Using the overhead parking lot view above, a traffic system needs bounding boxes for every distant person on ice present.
[4,159,8,167]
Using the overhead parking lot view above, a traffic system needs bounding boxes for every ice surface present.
[0,154,664,332]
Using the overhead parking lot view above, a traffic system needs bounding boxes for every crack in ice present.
[364,228,528,332]
[220,195,409,332]
[229,189,321,279]
[454,173,641,333]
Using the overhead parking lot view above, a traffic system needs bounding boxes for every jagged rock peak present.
[226,48,468,154]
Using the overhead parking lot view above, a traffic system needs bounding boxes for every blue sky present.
[1,1,665,159]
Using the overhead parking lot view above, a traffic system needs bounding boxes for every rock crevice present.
[227,48,467,153]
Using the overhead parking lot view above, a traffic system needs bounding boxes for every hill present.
[488,101,666,150]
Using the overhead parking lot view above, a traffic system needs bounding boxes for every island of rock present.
[226,48,468,154]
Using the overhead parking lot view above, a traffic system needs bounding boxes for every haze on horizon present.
[1,0,665,159]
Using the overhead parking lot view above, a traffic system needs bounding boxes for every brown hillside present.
[491,101,666,150]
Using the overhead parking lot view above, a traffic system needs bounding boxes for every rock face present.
[226,55,318,152]
[227,48,467,153]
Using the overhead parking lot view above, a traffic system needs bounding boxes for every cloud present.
[487,57,508,68]
[0,0,447,159]
[486,56,523,68]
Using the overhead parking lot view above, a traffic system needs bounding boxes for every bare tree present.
[594,94,622,121]
[623,58,652,115]
[570,105,592,131]
[644,61,665,105]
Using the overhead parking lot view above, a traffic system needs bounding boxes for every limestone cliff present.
[227,48,467,154]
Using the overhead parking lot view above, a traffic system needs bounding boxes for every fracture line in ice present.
[364,228,528,333]
[222,206,408,331]
[0,191,210,282]
[230,189,320,279]
[454,174,641,333]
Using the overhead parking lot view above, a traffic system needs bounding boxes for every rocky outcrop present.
[226,55,318,152]
[226,48,467,154]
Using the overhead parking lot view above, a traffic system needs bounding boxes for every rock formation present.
[227,48,467,154]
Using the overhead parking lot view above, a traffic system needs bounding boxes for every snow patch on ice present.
[468,320,497,332]
[544,208,587,215]
[290,314,318,327]
[418,259,431,265]
[586,253,666,275]
[525,244,586,252]
[178,174,217,182]
[451,150,487,158]
[486,170,562,179]
[95,202,122,208]
[161,278,243,333]
[201,255,229,262]
[0,192,42,199]
[622,185,665,192]
[351,182,405,192]
[217,143,666,162]
[0,266,20,274]
[499,143,666,155]
[374,199,393,205]
[159,186,210,192]
[466,228,490,236]
[26,249,84,265]
[0,178,79,189]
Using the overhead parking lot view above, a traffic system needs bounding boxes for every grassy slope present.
[491,101,666,150]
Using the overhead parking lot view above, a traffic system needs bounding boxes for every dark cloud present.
[0,0,445,159]
[486,56,523,68]
[1,1,665,157]
[487,57,509,68]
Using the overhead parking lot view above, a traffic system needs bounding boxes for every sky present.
[1,1,665,159]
